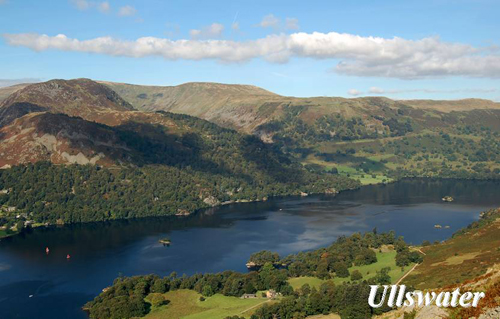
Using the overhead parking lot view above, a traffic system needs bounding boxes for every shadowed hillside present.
[0,80,359,225]
[102,81,500,182]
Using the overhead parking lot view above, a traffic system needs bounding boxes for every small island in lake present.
[442,196,454,202]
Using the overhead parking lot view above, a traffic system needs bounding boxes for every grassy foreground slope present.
[404,208,500,290]
[370,208,500,319]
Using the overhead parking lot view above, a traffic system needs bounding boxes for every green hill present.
[102,81,500,181]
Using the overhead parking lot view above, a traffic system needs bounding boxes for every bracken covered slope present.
[0,79,134,128]
[102,81,500,134]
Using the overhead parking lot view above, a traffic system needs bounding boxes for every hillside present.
[2,79,500,184]
[102,81,284,133]
[376,208,500,319]
[0,112,127,167]
[103,81,500,132]
[1,78,499,227]
[102,81,500,182]
[0,83,30,104]
[404,208,500,291]
[0,79,359,225]
[0,79,134,127]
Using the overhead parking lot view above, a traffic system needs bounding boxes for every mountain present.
[0,79,134,128]
[2,79,499,183]
[0,83,30,104]
[0,79,358,225]
[101,81,282,133]
[102,81,500,134]
[102,81,500,181]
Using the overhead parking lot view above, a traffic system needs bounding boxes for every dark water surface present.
[0,179,498,318]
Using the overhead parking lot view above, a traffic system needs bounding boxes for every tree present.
[354,248,377,266]
[243,282,256,294]
[396,252,411,267]
[300,284,311,296]
[332,262,349,278]
[316,260,330,279]
[370,267,391,285]
[202,285,214,297]
[350,270,363,281]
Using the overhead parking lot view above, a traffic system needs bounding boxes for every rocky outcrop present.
[0,113,129,167]
[203,196,220,207]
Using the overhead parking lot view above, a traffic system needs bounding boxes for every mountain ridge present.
[101,80,500,134]
[1,78,499,181]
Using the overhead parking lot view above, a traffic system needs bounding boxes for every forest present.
[0,111,361,227]
[0,160,358,226]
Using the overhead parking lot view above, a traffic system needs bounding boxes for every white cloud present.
[118,5,136,17]
[259,14,280,29]
[348,89,363,96]
[4,31,500,79]
[98,1,110,13]
[285,18,300,30]
[71,0,90,10]
[190,23,224,39]
[0,78,41,88]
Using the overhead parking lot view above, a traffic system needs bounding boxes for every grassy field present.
[288,251,415,291]
[144,289,271,319]
[303,156,392,185]
[288,276,326,290]
[333,251,415,285]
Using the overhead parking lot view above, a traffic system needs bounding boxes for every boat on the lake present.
[159,238,171,245]
[442,196,454,202]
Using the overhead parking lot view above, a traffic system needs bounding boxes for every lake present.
[0,178,498,318]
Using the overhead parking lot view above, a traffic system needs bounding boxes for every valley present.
[0,79,499,318]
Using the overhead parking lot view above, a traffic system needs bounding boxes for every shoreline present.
[1,175,498,241]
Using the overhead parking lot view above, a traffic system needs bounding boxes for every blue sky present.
[1,0,499,100]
